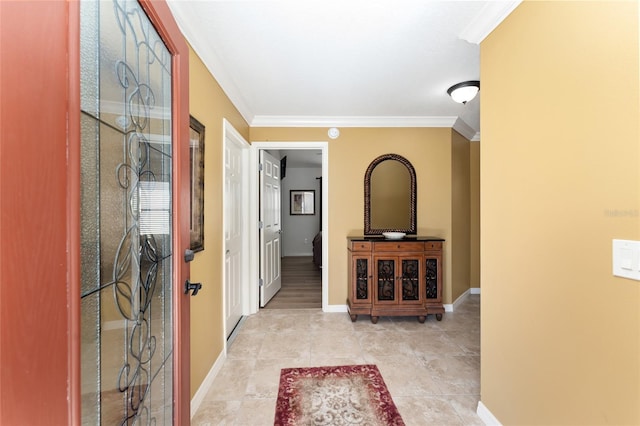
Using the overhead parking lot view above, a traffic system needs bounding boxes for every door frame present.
[1,2,82,423]
[222,119,251,340]
[249,141,329,313]
[140,2,191,423]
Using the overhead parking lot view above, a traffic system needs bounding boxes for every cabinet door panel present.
[375,257,397,303]
[354,256,372,303]
[400,257,421,304]
[425,256,441,302]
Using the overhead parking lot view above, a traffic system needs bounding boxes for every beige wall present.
[470,142,480,289]
[250,127,458,305]
[451,130,471,302]
[186,40,479,399]
[481,2,639,424]
[188,45,249,398]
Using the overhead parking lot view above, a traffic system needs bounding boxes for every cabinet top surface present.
[347,235,445,242]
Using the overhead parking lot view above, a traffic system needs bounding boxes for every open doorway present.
[264,149,322,309]
[250,141,329,312]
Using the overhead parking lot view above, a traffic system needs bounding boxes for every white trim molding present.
[444,288,474,312]
[253,115,480,141]
[452,117,479,141]
[477,401,503,426]
[251,115,457,128]
[459,1,523,44]
[320,293,479,314]
[324,304,348,313]
[191,350,227,418]
[250,141,329,312]
[454,289,471,310]
[166,3,254,124]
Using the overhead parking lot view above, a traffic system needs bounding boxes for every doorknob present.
[184,249,195,263]
[184,280,202,296]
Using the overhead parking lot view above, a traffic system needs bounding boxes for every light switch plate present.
[613,239,640,281]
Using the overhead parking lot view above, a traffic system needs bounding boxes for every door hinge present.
[258,163,263,172]
[259,278,264,287]
[258,221,264,229]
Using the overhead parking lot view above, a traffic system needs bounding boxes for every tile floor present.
[192,295,482,425]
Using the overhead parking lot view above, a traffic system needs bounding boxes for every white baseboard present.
[191,350,227,418]
[327,289,480,314]
[444,288,469,312]
[323,304,348,313]
[477,401,502,425]
[444,287,481,312]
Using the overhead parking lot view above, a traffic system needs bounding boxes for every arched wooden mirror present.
[364,153,416,235]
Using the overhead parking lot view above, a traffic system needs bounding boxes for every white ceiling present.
[167,1,521,142]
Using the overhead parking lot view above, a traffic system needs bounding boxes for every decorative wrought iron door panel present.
[80,1,174,424]
[401,259,420,301]
[355,258,369,299]
[376,259,395,301]
[425,258,438,299]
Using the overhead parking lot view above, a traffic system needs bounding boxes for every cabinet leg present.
[417,316,426,323]
[349,314,358,322]
[435,313,443,321]
[371,316,379,324]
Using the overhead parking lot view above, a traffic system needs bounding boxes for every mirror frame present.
[364,153,417,235]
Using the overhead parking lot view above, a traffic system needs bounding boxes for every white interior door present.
[259,151,282,307]
[224,124,247,337]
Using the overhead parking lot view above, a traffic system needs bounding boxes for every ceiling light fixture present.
[447,80,480,104]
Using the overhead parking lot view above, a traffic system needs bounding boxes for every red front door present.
[0,1,190,424]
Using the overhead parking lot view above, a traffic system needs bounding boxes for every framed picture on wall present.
[290,190,315,215]
[189,115,205,252]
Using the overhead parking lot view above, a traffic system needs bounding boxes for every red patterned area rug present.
[274,364,405,426]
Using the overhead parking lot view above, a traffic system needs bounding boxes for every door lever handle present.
[184,280,202,296]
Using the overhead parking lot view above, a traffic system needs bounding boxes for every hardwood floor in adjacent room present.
[263,256,321,309]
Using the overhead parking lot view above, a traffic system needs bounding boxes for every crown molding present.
[253,115,480,140]
[251,115,458,128]
[452,117,478,141]
[167,2,255,124]
[168,2,484,137]
[459,1,522,44]
[197,47,255,124]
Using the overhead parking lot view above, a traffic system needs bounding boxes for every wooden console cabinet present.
[347,236,444,323]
